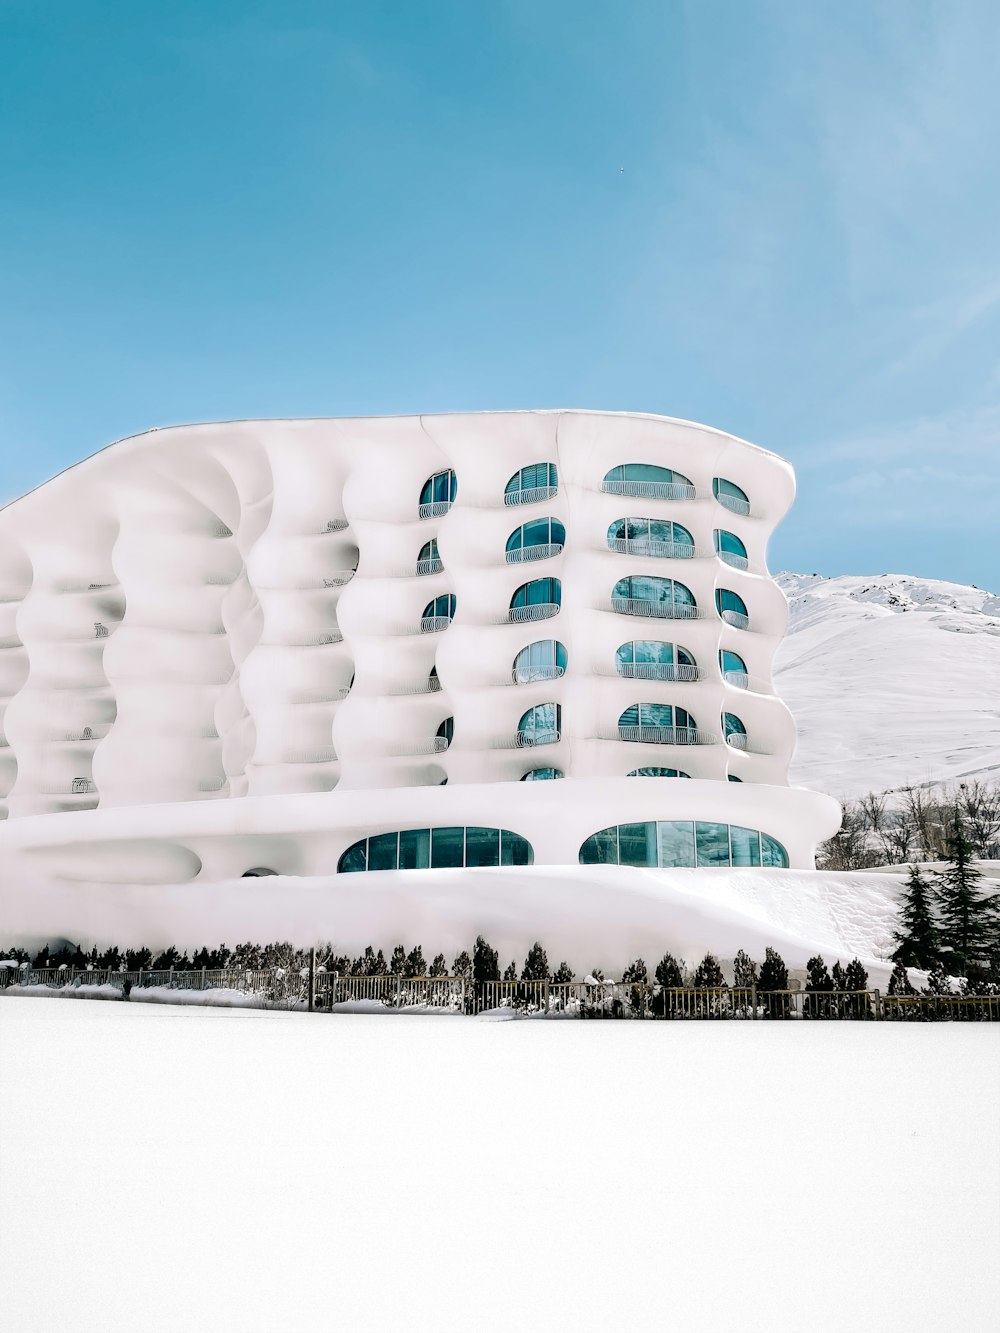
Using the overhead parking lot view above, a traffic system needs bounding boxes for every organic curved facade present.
[0,409,840,886]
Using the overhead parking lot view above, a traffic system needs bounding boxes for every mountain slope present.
[774,572,1000,799]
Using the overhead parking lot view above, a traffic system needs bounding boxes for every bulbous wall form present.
[0,409,841,870]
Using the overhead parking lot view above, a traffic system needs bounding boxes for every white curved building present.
[0,410,840,889]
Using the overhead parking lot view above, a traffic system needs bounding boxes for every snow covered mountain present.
[775,572,1000,799]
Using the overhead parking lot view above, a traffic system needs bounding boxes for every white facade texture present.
[0,410,840,887]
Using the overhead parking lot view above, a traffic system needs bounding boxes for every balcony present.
[505,543,563,565]
[718,550,749,571]
[322,571,356,587]
[606,538,695,560]
[510,664,566,685]
[415,557,444,576]
[725,733,767,754]
[317,631,344,645]
[716,493,751,517]
[393,736,451,755]
[719,609,750,631]
[616,662,702,682]
[610,598,702,621]
[504,485,558,507]
[602,479,696,501]
[325,518,350,532]
[419,615,453,634]
[499,603,561,625]
[418,500,453,520]
[612,726,716,746]
[496,730,562,749]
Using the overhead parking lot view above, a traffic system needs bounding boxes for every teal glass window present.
[607,518,694,551]
[338,842,367,873]
[513,640,567,682]
[339,827,534,872]
[511,577,561,610]
[578,821,787,869]
[720,649,747,676]
[716,588,748,619]
[367,832,398,871]
[398,828,431,869]
[465,826,500,868]
[604,464,693,487]
[712,477,749,506]
[506,517,565,552]
[431,826,465,868]
[422,593,456,621]
[618,703,694,729]
[761,833,789,868]
[714,529,747,560]
[420,470,457,506]
[436,716,454,744]
[612,576,696,607]
[696,822,731,867]
[730,826,761,866]
[722,712,746,739]
[727,775,743,783]
[505,463,557,497]
[501,829,533,866]
[627,767,690,777]
[520,767,564,781]
[518,701,561,742]
[657,821,697,868]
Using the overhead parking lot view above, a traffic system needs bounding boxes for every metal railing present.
[383,677,442,695]
[70,777,95,794]
[606,539,696,560]
[504,486,558,506]
[215,524,233,537]
[419,615,453,634]
[501,603,560,624]
[418,500,453,520]
[322,572,356,587]
[718,551,749,571]
[495,730,562,749]
[388,736,451,756]
[318,631,344,645]
[615,662,702,682]
[415,557,444,576]
[716,493,751,517]
[3,968,998,1021]
[509,665,566,685]
[505,543,563,564]
[325,518,349,532]
[719,609,750,631]
[610,598,701,620]
[601,480,697,500]
[614,725,717,746]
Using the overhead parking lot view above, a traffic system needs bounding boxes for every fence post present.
[200,966,207,991]
[308,948,316,1013]
[544,980,550,1015]
[169,965,174,989]
[751,983,757,1019]
[872,989,881,1020]
[395,973,402,1008]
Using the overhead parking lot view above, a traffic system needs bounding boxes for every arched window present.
[627,767,691,778]
[719,649,748,687]
[579,821,788,868]
[612,576,697,619]
[607,518,694,558]
[617,703,696,743]
[602,465,695,499]
[713,529,748,570]
[727,774,743,783]
[722,711,747,748]
[436,716,454,747]
[716,588,749,629]
[712,477,750,516]
[427,666,441,693]
[615,640,698,681]
[510,577,561,621]
[517,702,561,746]
[520,767,564,781]
[512,640,567,684]
[339,826,533,872]
[417,539,442,576]
[419,469,457,518]
[505,463,558,505]
[421,594,456,632]
[505,517,565,563]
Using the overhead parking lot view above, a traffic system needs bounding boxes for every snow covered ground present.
[1,998,996,1331]
[775,572,1000,799]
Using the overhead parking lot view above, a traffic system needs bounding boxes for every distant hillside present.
[774,572,1000,799]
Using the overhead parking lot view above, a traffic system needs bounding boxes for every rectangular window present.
[500,830,532,865]
[695,822,731,867]
[657,820,696,868]
[431,826,465,868]
[579,828,618,864]
[618,821,656,867]
[367,832,399,871]
[398,828,431,870]
[730,826,761,867]
[465,826,500,867]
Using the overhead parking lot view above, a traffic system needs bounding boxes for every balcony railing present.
[614,726,716,746]
[496,730,562,749]
[322,572,356,587]
[510,665,566,685]
[499,603,561,624]
[318,631,344,645]
[415,557,444,576]
[606,538,695,559]
[504,486,558,507]
[384,677,442,695]
[602,480,696,501]
[419,615,453,634]
[719,609,750,631]
[616,662,702,682]
[418,500,454,520]
[718,551,749,571]
[505,543,563,565]
[393,736,451,755]
[722,670,750,689]
[725,733,767,754]
[610,598,702,620]
[325,518,349,532]
[716,494,751,517]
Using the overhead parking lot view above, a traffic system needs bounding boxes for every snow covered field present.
[776,572,1000,798]
[1,998,996,1331]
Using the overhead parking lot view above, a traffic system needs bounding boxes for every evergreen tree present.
[892,865,941,969]
[733,949,757,988]
[922,963,952,996]
[887,961,915,995]
[404,945,426,978]
[805,955,833,992]
[472,935,499,985]
[654,952,684,988]
[124,946,152,970]
[452,950,472,981]
[843,958,869,991]
[933,816,999,970]
[152,945,181,970]
[428,953,447,977]
[831,960,846,991]
[521,942,549,981]
[32,945,50,967]
[757,947,788,991]
[551,961,574,983]
[693,953,726,988]
[389,945,407,976]
[502,959,518,981]
[621,958,648,984]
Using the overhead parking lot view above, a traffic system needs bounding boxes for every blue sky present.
[2,0,998,586]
